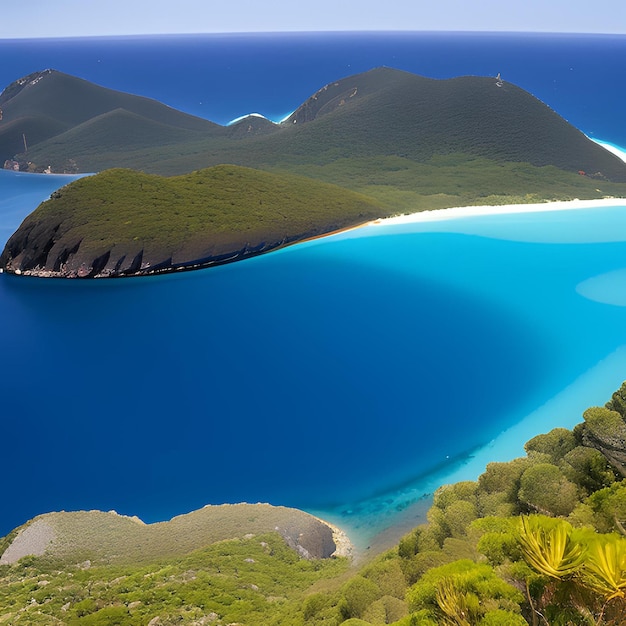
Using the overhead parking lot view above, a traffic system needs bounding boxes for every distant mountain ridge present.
[2,67,626,184]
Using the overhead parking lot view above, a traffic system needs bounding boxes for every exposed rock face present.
[276,516,339,560]
[0,222,349,278]
[0,519,55,565]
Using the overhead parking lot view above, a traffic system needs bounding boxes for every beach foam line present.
[372,197,626,227]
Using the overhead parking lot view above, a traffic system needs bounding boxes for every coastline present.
[311,345,626,558]
[371,197,626,227]
[286,197,626,258]
[4,197,626,279]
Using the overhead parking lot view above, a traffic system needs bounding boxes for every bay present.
[2,33,626,545]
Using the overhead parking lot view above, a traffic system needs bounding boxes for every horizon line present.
[2,29,625,42]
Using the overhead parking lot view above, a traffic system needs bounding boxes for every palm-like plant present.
[517,515,586,579]
[435,576,480,626]
[582,534,626,601]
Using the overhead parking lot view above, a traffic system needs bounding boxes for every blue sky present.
[2,0,625,38]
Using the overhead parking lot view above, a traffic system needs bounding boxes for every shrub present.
[524,428,577,463]
[339,576,382,620]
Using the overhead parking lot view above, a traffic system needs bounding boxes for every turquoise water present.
[321,208,626,543]
[2,169,626,543]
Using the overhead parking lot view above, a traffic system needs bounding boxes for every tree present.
[406,559,524,625]
[525,428,577,464]
[518,464,580,516]
[605,381,626,419]
[560,446,616,493]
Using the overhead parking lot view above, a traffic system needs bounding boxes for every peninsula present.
[0,166,384,277]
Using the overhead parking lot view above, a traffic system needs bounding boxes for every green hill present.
[0,165,385,277]
[0,69,222,166]
[4,67,626,279]
[285,68,623,175]
[4,67,626,185]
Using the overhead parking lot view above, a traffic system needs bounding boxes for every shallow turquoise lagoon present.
[2,171,626,546]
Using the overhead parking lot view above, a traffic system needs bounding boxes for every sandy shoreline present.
[299,197,626,252]
[370,197,626,228]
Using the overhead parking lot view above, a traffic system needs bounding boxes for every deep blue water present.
[2,33,626,541]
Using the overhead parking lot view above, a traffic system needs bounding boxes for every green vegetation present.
[267,155,626,213]
[4,383,626,624]
[0,533,348,626]
[4,156,626,278]
[0,165,385,277]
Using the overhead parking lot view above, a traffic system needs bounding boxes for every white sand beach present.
[372,196,626,228]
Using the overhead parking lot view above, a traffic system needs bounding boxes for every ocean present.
[1,32,626,544]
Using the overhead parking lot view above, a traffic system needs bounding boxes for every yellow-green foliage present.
[405,559,524,623]
[582,533,626,601]
[514,516,626,624]
[583,407,626,448]
[516,516,586,579]
[524,428,577,463]
[518,463,580,516]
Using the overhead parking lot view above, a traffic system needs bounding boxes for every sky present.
[1,0,625,38]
